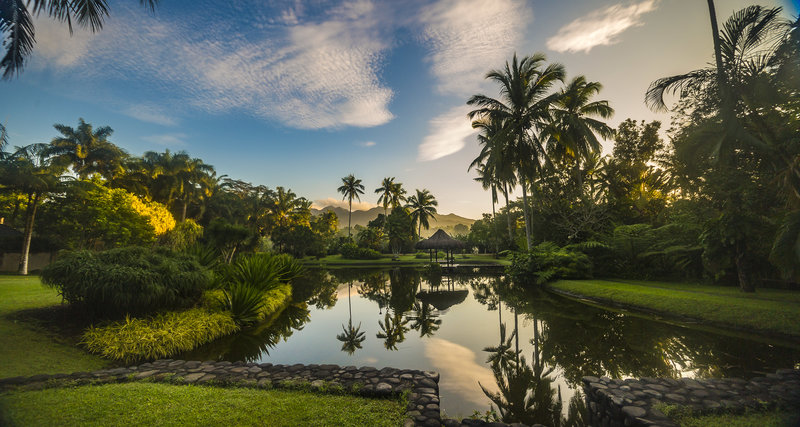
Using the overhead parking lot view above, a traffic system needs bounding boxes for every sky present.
[1,0,798,219]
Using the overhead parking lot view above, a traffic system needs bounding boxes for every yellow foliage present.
[128,194,176,235]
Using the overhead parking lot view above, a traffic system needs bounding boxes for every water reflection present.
[180,267,800,421]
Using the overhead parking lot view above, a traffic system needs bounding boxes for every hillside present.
[311,206,475,237]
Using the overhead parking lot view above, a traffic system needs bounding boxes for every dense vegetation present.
[463,5,800,292]
[41,247,211,318]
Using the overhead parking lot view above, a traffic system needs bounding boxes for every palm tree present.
[375,177,406,226]
[470,116,517,243]
[376,310,410,350]
[473,162,500,254]
[136,150,214,221]
[468,53,565,250]
[1,0,158,79]
[546,76,614,190]
[337,174,364,238]
[46,118,127,180]
[0,144,65,274]
[406,189,438,238]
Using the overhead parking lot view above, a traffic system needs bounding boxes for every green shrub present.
[507,242,592,287]
[225,253,305,292]
[223,283,266,326]
[82,308,238,363]
[340,243,382,260]
[415,251,446,259]
[41,247,211,318]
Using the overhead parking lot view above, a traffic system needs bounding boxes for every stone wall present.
[582,369,800,427]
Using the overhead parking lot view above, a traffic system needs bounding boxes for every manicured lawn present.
[549,279,800,337]
[302,253,511,266]
[0,275,108,378]
[0,382,407,426]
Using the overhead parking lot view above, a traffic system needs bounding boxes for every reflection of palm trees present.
[337,320,366,355]
[336,282,366,355]
[376,311,409,351]
[407,301,441,338]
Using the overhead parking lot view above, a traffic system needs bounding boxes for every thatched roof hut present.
[415,229,466,250]
[416,289,469,311]
[416,229,466,265]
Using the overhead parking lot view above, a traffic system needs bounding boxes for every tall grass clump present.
[82,308,238,363]
[41,247,211,318]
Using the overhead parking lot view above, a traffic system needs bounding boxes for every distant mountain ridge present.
[310,206,475,237]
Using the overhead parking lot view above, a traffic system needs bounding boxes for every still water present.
[182,267,800,423]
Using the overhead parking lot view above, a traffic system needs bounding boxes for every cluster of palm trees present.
[337,174,439,239]
[467,53,614,252]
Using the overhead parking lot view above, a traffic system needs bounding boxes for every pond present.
[181,267,800,424]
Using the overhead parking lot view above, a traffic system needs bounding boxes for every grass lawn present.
[549,279,800,337]
[0,382,407,427]
[302,253,511,266]
[0,275,108,378]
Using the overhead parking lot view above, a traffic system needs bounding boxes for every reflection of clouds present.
[362,357,379,365]
[425,338,496,408]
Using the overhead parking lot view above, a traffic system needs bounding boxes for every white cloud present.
[418,105,476,161]
[417,0,530,96]
[32,1,394,130]
[124,104,177,126]
[312,197,376,211]
[359,141,376,147]
[31,16,94,67]
[142,133,188,146]
[547,0,658,53]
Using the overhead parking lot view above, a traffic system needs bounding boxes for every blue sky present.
[2,0,797,218]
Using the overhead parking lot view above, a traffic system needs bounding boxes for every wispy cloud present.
[142,133,188,146]
[417,0,530,96]
[415,0,528,161]
[547,0,658,53]
[313,197,376,211]
[418,105,475,162]
[32,1,394,130]
[124,104,178,126]
[358,141,377,147]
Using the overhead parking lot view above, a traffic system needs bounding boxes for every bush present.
[507,242,592,287]
[41,247,211,318]
[82,308,238,363]
[340,243,382,260]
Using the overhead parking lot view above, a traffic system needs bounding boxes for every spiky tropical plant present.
[337,174,365,238]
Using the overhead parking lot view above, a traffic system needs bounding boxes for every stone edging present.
[582,369,800,426]
[0,359,442,427]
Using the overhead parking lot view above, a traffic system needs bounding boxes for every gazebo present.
[415,229,466,266]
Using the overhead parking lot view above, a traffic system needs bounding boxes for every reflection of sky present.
[233,274,799,418]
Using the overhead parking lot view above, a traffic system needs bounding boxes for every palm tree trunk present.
[181,200,188,222]
[520,179,533,251]
[348,199,353,238]
[491,188,498,255]
[735,242,755,292]
[503,182,513,242]
[706,0,726,93]
[18,192,40,275]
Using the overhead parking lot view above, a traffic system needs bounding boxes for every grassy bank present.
[0,382,406,426]
[302,253,511,266]
[548,279,800,338]
[0,275,108,378]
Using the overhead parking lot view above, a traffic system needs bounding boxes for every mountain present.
[310,206,475,237]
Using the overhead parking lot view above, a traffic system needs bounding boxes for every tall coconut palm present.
[1,0,158,79]
[468,53,565,250]
[546,76,614,190]
[406,189,438,238]
[46,118,127,180]
[375,177,406,226]
[473,162,500,254]
[337,174,364,238]
[470,116,517,242]
[336,281,365,354]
